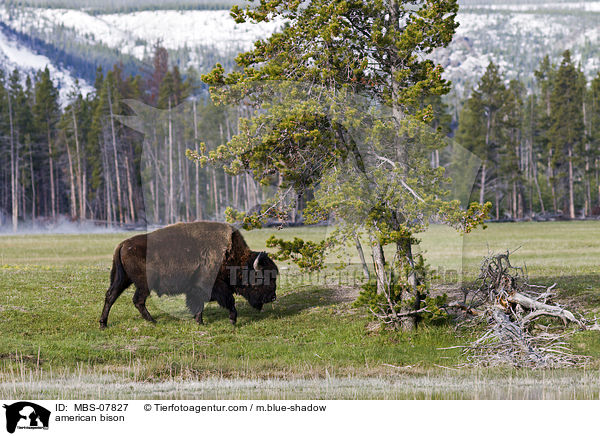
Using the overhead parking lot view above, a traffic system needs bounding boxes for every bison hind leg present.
[99,275,132,329]
[132,286,156,324]
[186,292,206,325]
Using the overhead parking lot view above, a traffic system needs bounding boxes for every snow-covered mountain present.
[436,1,600,98]
[0,23,93,103]
[0,3,281,103]
[0,6,282,61]
[1,1,599,102]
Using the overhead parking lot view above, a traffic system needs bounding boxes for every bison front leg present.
[226,296,238,325]
[229,304,237,325]
[213,280,237,325]
[132,286,156,324]
[185,293,205,325]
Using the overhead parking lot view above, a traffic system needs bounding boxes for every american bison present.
[99,222,278,328]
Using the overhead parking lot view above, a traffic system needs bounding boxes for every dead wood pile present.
[447,250,598,368]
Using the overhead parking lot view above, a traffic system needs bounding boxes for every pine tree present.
[535,55,559,212]
[33,67,60,221]
[423,94,452,168]
[201,0,490,330]
[522,93,546,215]
[588,72,600,210]
[455,62,505,216]
[7,70,35,228]
[455,86,484,203]
[549,50,585,218]
[87,70,109,220]
[6,70,20,231]
[23,75,38,221]
[146,42,169,106]
[582,70,597,215]
[499,79,525,219]
[59,81,88,220]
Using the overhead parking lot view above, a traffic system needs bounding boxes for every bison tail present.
[109,243,129,293]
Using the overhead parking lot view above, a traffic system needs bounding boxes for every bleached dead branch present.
[453,250,593,368]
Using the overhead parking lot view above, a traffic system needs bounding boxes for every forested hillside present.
[436,1,600,105]
[0,2,280,87]
[1,44,599,231]
[0,46,257,231]
[456,52,600,220]
[2,1,599,103]
[1,1,600,231]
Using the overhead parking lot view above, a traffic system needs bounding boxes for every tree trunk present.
[369,234,386,295]
[154,163,159,224]
[20,162,25,220]
[193,101,202,220]
[213,168,219,219]
[584,158,592,216]
[8,93,18,232]
[82,170,87,220]
[596,157,600,207]
[388,0,420,330]
[107,86,123,224]
[532,143,545,214]
[548,153,558,213]
[168,100,174,223]
[479,162,486,204]
[354,233,370,280]
[583,99,592,216]
[518,189,524,219]
[397,237,420,331]
[125,155,135,223]
[495,188,500,220]
[512,181,517,218]
[47,127,56,221]
[234,176,240,210]
[183,146,190,222]
[102,141,113,226]
[72,106,85,220]
[568,147,575,218]
[29,147,36,222]
[65,140,77,218]
[164,136,170,225]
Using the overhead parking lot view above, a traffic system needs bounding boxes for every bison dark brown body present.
[99,222,278,328]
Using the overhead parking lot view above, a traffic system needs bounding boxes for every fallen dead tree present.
[447,250,595,368]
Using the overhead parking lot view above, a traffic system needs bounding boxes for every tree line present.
[0,45,261,231]
[455,50,600,220]
[1,47,600,231]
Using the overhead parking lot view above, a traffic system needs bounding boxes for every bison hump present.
[145,222,235,298]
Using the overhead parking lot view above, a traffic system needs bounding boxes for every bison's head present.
[244,251,278,311]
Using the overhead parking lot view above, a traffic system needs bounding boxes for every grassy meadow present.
[0,221,599,399]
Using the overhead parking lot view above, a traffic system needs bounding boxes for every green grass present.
[0,221,599,398]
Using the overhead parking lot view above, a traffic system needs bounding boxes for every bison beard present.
[99,222,278,328]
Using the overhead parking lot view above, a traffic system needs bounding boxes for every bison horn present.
[253,251,266,270]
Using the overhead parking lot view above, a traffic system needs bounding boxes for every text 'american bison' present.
[99,222,278,328]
